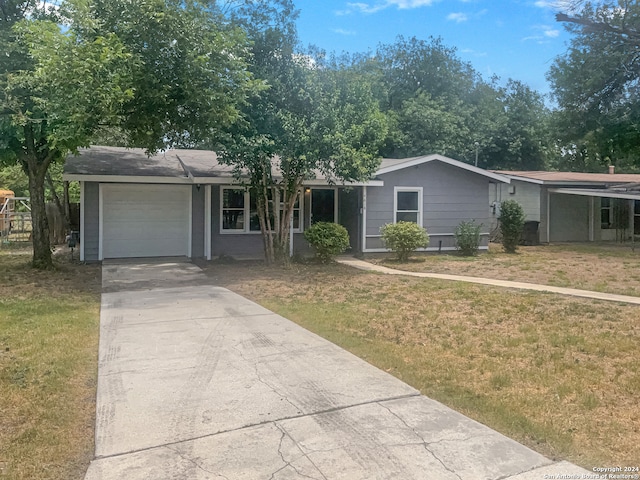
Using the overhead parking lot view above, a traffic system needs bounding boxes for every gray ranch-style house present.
[63,146,510,261]
[489,170,640,244]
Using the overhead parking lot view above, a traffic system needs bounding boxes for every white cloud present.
[533,0,579,12]
[447,12,469,22]
[523,24,561,43]
[461,48,487,57]
[332,28,357,36]
[337,0,439,15]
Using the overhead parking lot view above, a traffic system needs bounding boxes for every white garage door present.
[101,184,190,259]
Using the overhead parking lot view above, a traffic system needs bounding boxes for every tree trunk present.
[28,161,53,269]
[63,181,71,227]
[22,123,54,269]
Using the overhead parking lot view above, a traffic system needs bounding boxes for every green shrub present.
[380,221,429,262]
[304,222,350,263]
[499,200,525,253]
[455,220,482,256]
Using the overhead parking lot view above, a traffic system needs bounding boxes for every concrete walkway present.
[85,259,591,479]
[337,257,640,306]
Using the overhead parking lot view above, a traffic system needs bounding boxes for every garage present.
[101,184,191,259]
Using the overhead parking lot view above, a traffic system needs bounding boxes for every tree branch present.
[556,12,640,42]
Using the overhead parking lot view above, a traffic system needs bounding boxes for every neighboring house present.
[63,146,509,261]
[490,170,640,243]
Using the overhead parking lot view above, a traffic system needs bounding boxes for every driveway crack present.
[269,423,327,480]
[231,343,304,414]
[377,402,463,480]
[163,445,228,479]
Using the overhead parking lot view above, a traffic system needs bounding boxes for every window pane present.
[396,212,418,223]
[292,210,300,229]
[601,197,611,208]
[223,211,244,230]
[223,189,244,208]
[250,211,261,231]
[397,191,418,211]
[601,209,611,229]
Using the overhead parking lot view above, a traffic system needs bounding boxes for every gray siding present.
[365,161,491,251]
[191,186,205,258]
[83,182,100,261]
[498,180,542,222]
[549,193,589,241]
[208,185,359,258]
[210,185,264,258]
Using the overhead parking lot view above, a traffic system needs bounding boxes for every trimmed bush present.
[499,200,525,253]
[304,222,350,263]
[380,221,429,262]
[455,220,482,256]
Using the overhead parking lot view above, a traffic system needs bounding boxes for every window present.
[221,187,302,233]
[222,188,246,231]
[601,197,613,229]
[394,187,422,225]
[280,191,302,233]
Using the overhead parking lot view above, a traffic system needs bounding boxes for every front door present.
[311,189,336,224]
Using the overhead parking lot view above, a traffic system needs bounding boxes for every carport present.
[547,183,640,245]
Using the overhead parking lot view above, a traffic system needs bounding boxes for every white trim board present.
[377,154,510,184]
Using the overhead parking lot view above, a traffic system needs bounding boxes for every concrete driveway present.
[85,259,589,479]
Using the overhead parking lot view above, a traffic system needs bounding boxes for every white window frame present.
[394,187,423,226]
[220,186,304,234]
[220,187,251,233]
[600,197,613,230]
[280,190,304,234]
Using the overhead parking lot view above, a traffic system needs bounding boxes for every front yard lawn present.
[205,259,640,469]
[0,248,101,480]
[369,242,640,297]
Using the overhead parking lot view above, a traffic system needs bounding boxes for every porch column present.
[545,190,551,243]
[589,196,595,242]
[205,185,211,260]
[361,186,367,253]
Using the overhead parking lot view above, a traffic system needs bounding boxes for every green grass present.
[210,261,640,468]
[0,249,101,480]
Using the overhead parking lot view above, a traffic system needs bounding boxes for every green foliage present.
[354,36,552,169]
[303,222,350,263]
[0,0,259,268]
[380,221,429,262]
[216,37,387,264]
[455,221,482,256]
[499,200,525,253]
[550,2,640,170]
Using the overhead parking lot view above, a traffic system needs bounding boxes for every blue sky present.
[294,0,573,97]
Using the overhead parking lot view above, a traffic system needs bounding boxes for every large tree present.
[353,36,552,169]
[215,4,387,264]
[0,0,257,268]
[549,1,640,170]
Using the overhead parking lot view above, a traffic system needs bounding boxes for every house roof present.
[63,146,383,186]
[64,146,508,186]
[492,170,640,185]
[378,154,510,183]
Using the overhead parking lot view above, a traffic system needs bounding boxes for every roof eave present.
[63,174,192,184]
[377,154,511,183]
